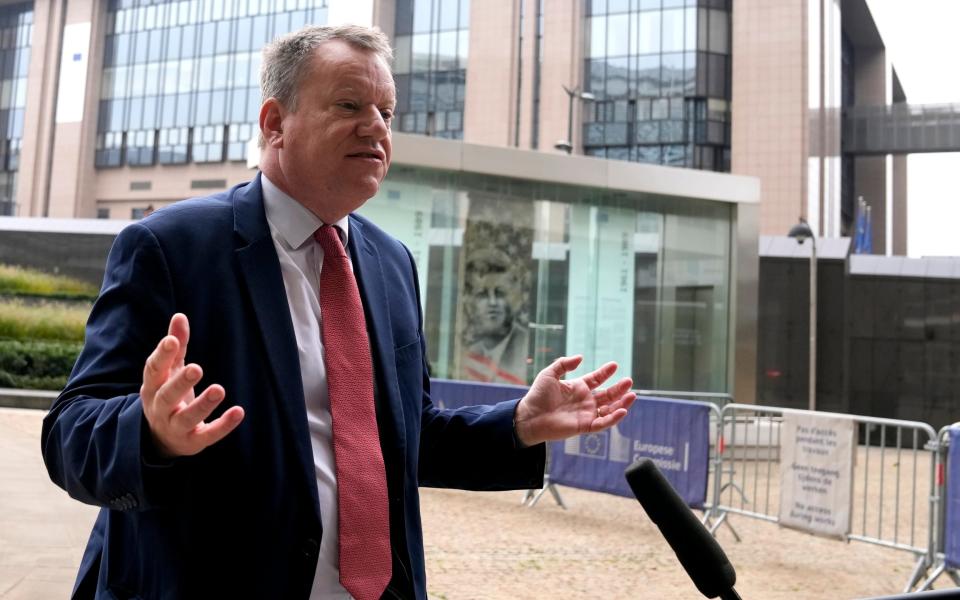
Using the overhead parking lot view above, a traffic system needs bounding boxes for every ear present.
[259,98,285,148]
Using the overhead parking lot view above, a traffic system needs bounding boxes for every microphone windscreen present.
[625,458,737,599]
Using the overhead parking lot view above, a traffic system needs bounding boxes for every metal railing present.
[914,425,960,591]
[634,389,733,407]
[705,404,938,593]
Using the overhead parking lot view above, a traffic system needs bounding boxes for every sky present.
[864,0,960,257]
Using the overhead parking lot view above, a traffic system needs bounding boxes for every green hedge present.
[0,263,98,300]
[0,299,89,342]
[0,339,82,391]
[0,267,94,390]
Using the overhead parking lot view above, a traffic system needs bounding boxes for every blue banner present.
[945,428,960,567]
[549,396,712,508]
[429,378,527,410]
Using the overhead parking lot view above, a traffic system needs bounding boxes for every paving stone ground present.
[1,408,954,599]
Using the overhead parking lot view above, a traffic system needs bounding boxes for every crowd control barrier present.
[707,404,939,593]
[430,380,960,594]
[429,378,527,410]
[633,389,733,408]
[549,396,719,508]
[913,425,960,591]
[429,380,720,510]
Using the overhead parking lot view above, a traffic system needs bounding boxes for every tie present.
[314,225,392,600]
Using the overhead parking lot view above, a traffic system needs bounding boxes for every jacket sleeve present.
[40,222,184,511]
[418,392,546,491]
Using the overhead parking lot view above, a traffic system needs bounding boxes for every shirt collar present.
[260,173,350,250]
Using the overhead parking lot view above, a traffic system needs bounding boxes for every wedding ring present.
[596,406,603,418]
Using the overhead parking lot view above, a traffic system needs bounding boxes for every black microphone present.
[625,458,742,600]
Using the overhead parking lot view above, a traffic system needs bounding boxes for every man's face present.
[275,40,395,221]
[471,272,514,336]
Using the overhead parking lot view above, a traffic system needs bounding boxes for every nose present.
[357,105,390,140]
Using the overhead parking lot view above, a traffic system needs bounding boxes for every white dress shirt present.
[261,174,354,599]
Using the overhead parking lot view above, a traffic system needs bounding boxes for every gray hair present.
[258,24,393,147]
[260,24,393,112]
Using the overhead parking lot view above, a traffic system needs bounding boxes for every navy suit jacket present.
[41,176,545,599]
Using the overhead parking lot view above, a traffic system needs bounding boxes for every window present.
[97,0,332,167]
[394,0,470,138]
[580,2,729,170]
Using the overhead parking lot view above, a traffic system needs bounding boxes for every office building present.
[5,0,902,249]
[0,0,771,400]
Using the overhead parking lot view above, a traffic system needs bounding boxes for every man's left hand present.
[513,355,635,447]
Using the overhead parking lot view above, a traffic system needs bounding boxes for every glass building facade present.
[582,0,731,171]
[392,0,470,139]
[96,0,330,168]
[358,165,733,392]
[0,3,31,216]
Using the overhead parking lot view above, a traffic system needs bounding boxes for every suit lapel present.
[233,175,321,513]
[348,217,408,472]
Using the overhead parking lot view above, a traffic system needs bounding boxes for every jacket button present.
[302,538,319,559]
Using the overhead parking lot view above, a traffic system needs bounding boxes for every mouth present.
[346,149,386,162]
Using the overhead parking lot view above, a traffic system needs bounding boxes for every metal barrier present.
[706,404,938,593]
[914,425,960,591]
[634,389,733,408]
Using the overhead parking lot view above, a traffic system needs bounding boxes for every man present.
[462,249,530,385]
[41,25,635,600]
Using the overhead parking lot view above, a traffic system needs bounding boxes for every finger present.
[173,383,226,431]
[168,313,190,366]
[189,406,245,450]
[602,390,637,415]
[154,363,203,412]
[596,377,634,403]
[580,361,618,390]
[591,408,629,432]
[542,355,583,379]
[141,335,181,401]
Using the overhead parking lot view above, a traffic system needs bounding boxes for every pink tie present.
[315,225,392,600]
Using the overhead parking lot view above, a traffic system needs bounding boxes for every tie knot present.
[314,225,346,258]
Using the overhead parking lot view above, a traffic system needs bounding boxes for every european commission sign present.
[551,396,712,508]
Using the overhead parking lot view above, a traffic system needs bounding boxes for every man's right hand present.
[140,313,245,458]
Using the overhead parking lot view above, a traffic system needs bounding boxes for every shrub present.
[0,339,82,391]
[0,298,90,342]
[0,263,98,300]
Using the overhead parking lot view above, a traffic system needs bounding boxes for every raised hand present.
[140,313,244,458]
[513,355,636,447]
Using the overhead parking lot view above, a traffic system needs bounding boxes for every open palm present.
[514,355,636,447]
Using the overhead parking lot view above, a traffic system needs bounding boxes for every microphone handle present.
[720,588,743,600]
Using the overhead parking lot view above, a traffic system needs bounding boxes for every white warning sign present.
[778,413,855,538]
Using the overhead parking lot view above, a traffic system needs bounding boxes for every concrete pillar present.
[535,0,580,153]
[892,154,907,255]
[371,0,395,40]
[730,0,809,237]
[46,0,105,218]
[462,0,519,146]
[16,0,66,217]
[854,155,886,254]
[853,45,888,254]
